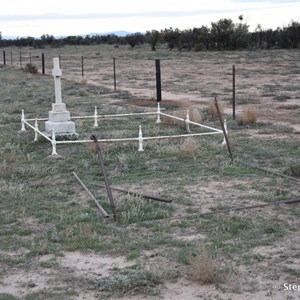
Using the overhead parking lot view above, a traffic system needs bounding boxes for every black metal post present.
[3,51,6,65]
[113,57,117,92]
[81,56,84,77]
[232,65,236,120]
[155,59,162,102]
[42,53,45,74]
[19,51,22,67]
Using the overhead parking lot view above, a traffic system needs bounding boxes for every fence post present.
[29,53,32,63]
[42,53,45,74]
[19,51,22,67]
[155,59,162,102]
[138,125,144,152]
[3,51,6,65]
[11,51,13,65]
[81,56,84,77]
[113,57,117,92]
[232,65,236,120]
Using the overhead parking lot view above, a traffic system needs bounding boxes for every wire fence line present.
[1,47,299,116]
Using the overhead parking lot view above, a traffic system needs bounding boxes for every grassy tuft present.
[241,105,259,124]
[187,244,219,284]
[179,138,199,160]
[95,267,161,297]
[207,99,225,117]
[118,194,173,224]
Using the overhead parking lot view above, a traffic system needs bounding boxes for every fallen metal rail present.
[98,185,172,203]
[72,171,109,218]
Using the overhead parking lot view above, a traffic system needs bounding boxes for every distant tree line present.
[1,17,299,51]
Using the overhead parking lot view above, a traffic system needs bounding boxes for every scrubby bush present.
[24,63,38,74]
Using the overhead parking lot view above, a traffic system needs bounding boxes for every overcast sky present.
[1,0,300,37]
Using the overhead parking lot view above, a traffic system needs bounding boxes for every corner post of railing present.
[34,118,39,141]
[94,106,98,127]
[51,130,58,156]
[21,110,26,131]
[185,110,191,133]
[222,119,228,145]
[156,102,161,124]
[138,125,144,152]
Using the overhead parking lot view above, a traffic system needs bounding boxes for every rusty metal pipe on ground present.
[98,185,172,203]
[72,171,109,218]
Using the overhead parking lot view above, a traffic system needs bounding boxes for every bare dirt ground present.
[1,45,299,299]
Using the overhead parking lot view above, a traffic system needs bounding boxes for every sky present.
[1,0,300,38]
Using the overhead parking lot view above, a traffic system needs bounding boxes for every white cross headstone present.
[45,57,76,135]
[53,57,63,105]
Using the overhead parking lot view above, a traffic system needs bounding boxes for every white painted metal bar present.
[55,137,140,144]
[159,112,222,133]
[27,117,48,121]
[142,131,222,140]
[188,120,223,133]
[71,112,156,120]
[23,120,52,142]
[55,131,221,145]
[26,112,156,122]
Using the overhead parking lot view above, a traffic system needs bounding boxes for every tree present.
[161,27,181,50]
[231,17,250,49]
[146,30,160,51]
[211,18,235,49]
[192,26,211,50]
[285,21,300,48]
[40,34,55,45]
[179,29,194,51]
[125,32,144,48]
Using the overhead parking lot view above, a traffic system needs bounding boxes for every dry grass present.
[179,138,199,160]
[241,105,259,124]
[207,99,225,117]
[80,77,88,85]
[187,245,217,284]
[162,103,202,127]
[86,141,96,153]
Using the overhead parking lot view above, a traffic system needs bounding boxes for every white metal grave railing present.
[21,103,227,156]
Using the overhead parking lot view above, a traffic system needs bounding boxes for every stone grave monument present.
[45,57,76,135]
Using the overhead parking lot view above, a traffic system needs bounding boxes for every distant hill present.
[2,31,132,40]
[86,31,131,37]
